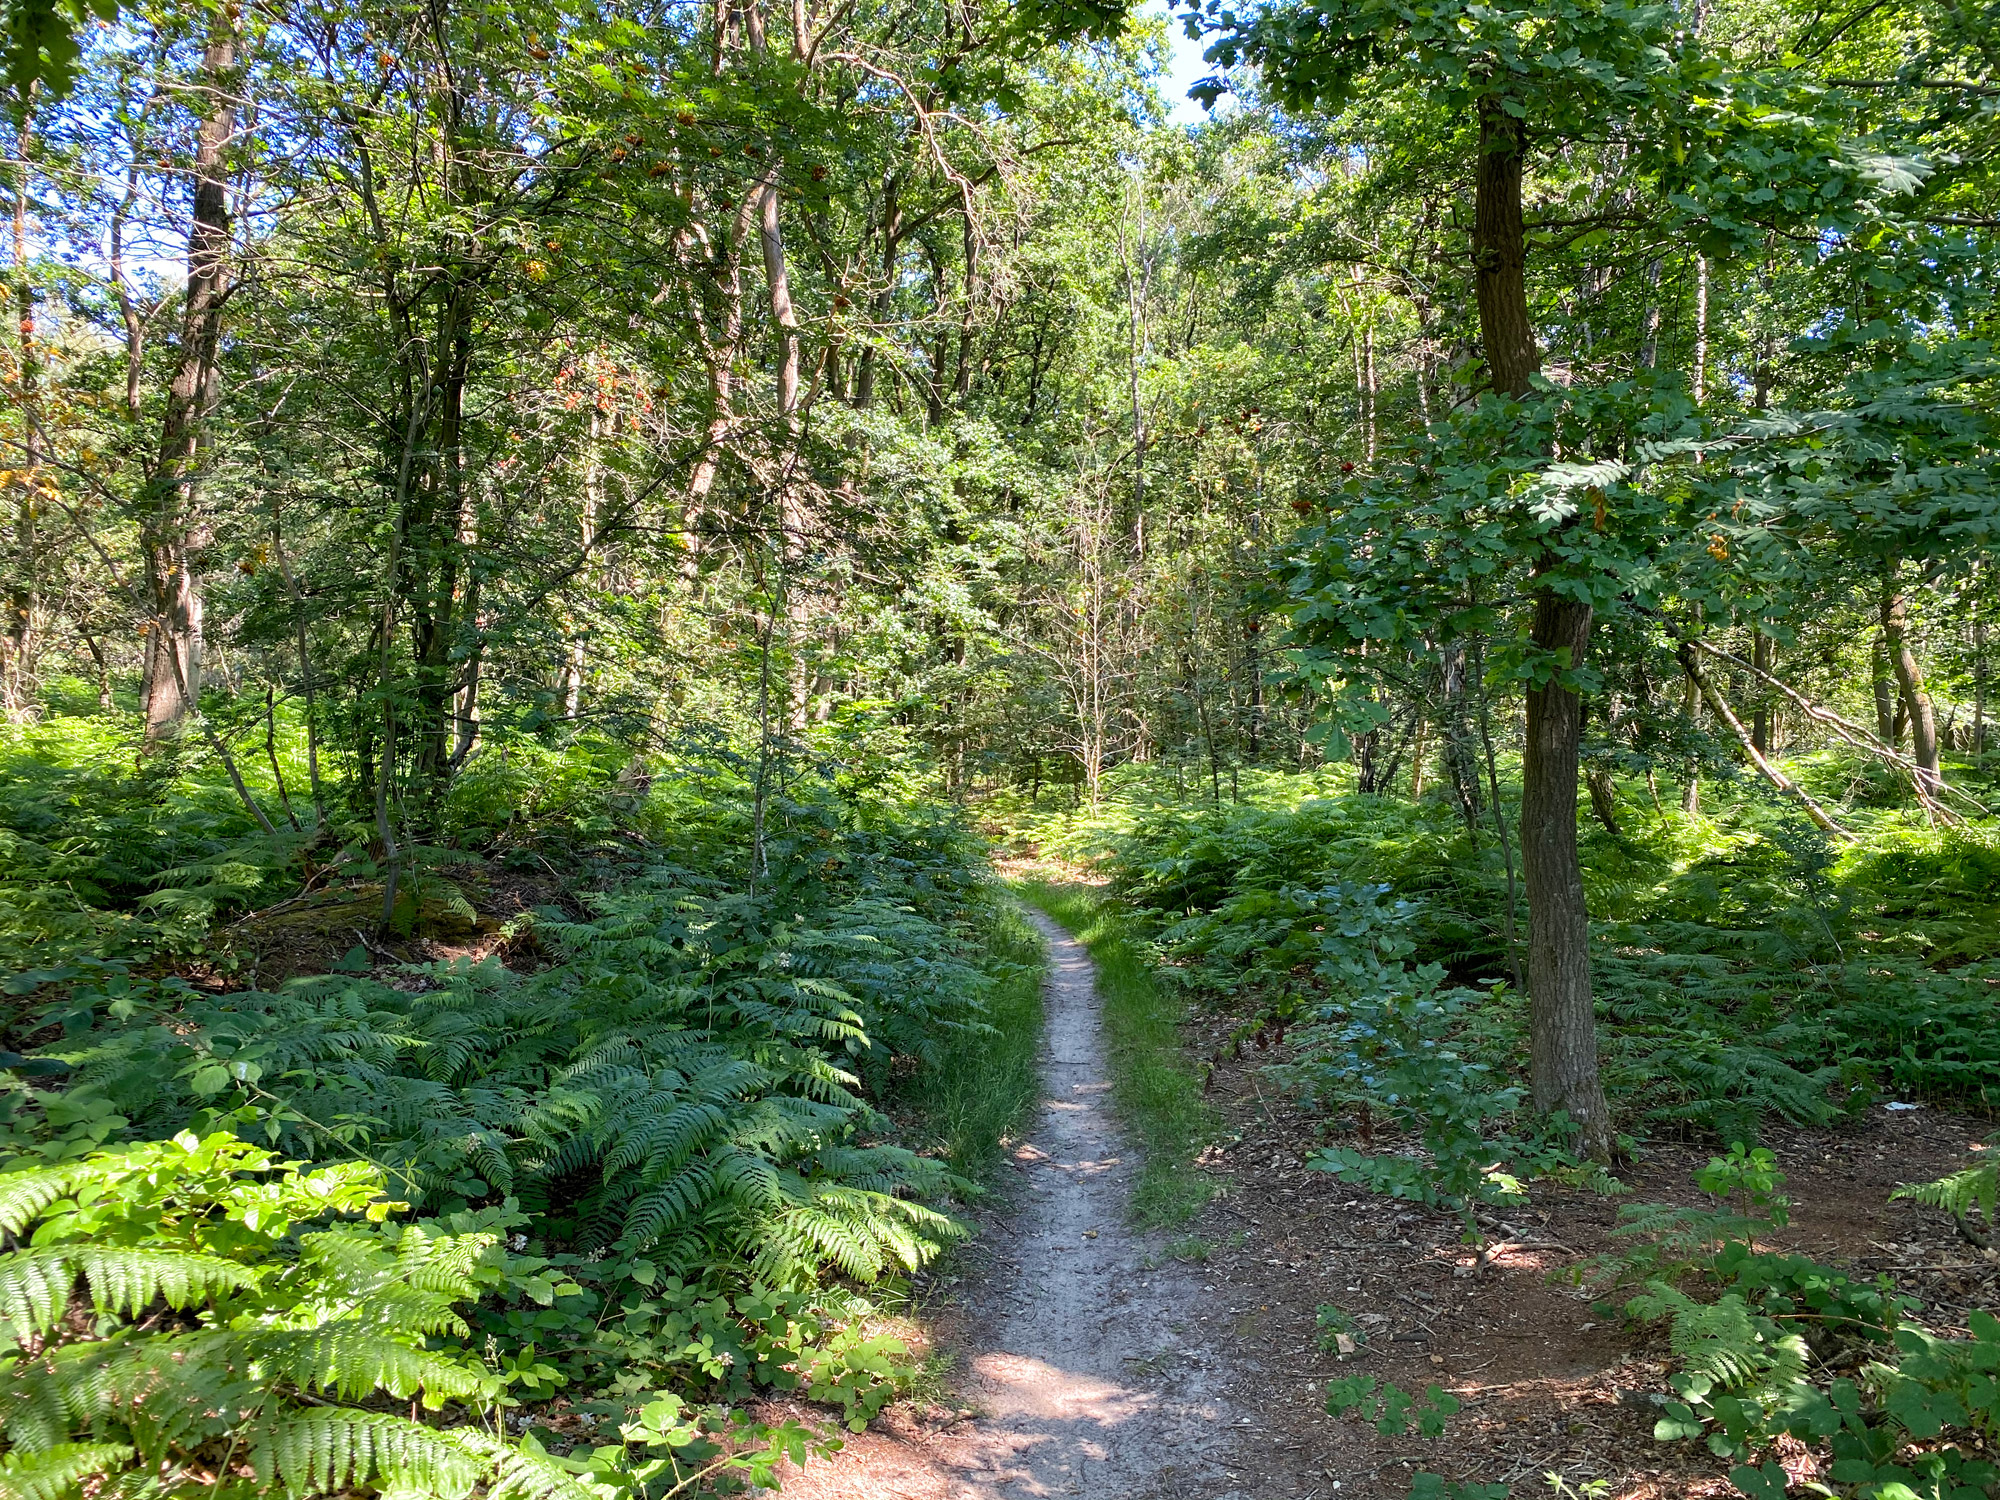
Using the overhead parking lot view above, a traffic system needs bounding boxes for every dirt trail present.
[773,909,1262,1499]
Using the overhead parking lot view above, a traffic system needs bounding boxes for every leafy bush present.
[1110,796,1503,979]
[1078,765,2000,1145]
[1277,884,1535,1221]
[0,721,302,970]
[1836,822,2000,965]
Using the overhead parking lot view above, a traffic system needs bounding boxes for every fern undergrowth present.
[0,727,1039,1499]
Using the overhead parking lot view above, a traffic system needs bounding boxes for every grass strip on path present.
[1015,880,1218,1226]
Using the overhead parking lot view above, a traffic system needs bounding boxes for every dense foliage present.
[1,0,1995,1485]
[0,725,1040,1495]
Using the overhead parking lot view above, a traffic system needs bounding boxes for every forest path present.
[772,907,1264,1499]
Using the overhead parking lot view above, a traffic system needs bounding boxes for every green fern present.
[0,1164,100,1238]
[36,873,980,1289]
[1892,1146,1998,1248]
[0,1246,255,1339]
[0,1135,514,1499]
[1627,1279,1814,1458]
[0,1444,136,1500]
[252,1409,485,1496]
[456,1430,605,1500]
[1632,1283,1809,1395]
[1588,1200,1776,1288]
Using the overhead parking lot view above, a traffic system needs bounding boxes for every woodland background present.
[0,0,1997,1491]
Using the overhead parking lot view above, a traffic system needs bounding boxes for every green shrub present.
[1074,763,2000,1144]
[17,885,974,1286]
[0,1130,834,1500]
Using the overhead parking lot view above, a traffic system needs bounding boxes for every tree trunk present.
[1974,561,1988,757]
[1692,255,1710,403]
[954,212,978,406]
[1122,177,1149,511]
[82,632,112,712]
[141,7,238,741]
[1439,640,1482,836]
[1681,672,1701,814]
[564,402,605,720]
[853,172,900,409]
[1880,560,1942,794]
[1244,616,1265,758]
[1748,630,1770,754]
[1872,632,1897,743]
[1475,89,1610,1158]
[1472,94,1539,399]
[5,109,41,722]
[1522,591,1613,1158]
[1585,766,1620,836]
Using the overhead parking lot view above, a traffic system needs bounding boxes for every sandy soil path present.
[772,908,1261,1499]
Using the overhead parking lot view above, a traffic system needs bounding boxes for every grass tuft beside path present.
[898,897,1048,1182]
[1015,880,1219,1226]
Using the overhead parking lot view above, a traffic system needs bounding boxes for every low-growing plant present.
[0,1127,854,1500]
[1409,1477,1511,1500]
[0,1131,541,1498]
[1893,1137,1999,1250]
[1315,1302,1362,1351]
[1324,1374,1462,1437]
[17,883,975,1287]
[1616,1154,1999,1500]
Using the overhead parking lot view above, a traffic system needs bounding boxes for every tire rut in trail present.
[773,908,1263,1500]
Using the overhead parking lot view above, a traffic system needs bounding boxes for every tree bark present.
[1880,560,1942,794]
[1121,177,1149,510]
[1439,639,1482,836]
[5,108,41,721]
[1750,629,1773,754]
[1585,766,1621,836]
[1522,591,1612,1158]
[141,6,238,741]
[1474,87,1610,1158]
[1472,94,1539,399]
[1871,632,1897,743]
[853,172,900,409]
[1974,561,1989,757]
